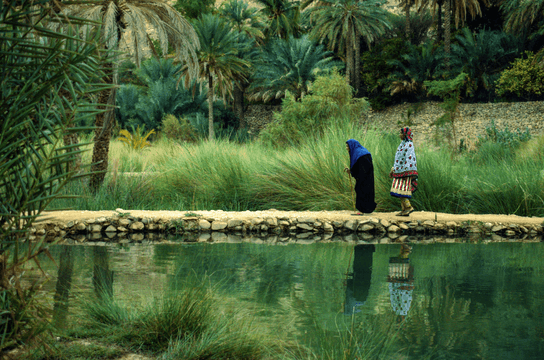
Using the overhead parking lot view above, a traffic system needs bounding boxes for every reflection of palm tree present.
[399,278,473,357]
[53,246,74,328]
[92,247,114,299]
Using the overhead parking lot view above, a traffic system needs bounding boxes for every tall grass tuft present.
[133,287,214,351]
[157,139,268,210]
[65,284,296,359]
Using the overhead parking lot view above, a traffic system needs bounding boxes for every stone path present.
[38,210,544,243]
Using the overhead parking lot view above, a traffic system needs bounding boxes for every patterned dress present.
[390,128,418,198]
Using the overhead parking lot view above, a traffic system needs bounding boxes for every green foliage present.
[495,51,544,100]
[450,27,521,101]
[424,72,468,148]
[388,41,444,99]
[118,125,156,150]
[255,0,302,40]
[0,0,110,352]
[188,13,251,139]
[259,70,370,147]
[308,0,392,53]
[118,60,145,86]
[116,84,142,129]
[162,114,197,142]
[379,10,434,45]
[219,0,265,44]
[116,57,227,132]
[249,35,340,102]
[477,120,532,148]
[360,37,412,110]
[174,0,215,19]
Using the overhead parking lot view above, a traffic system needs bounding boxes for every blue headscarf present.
[347,139,371,169]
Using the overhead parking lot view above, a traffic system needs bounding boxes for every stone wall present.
[368,101,544,148]
[25,214,544,245]
[245,101,544,148]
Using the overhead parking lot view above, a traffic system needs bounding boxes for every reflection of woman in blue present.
[388,244,414,320]
[344,245,375,315]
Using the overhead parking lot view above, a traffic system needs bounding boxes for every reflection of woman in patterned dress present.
[389,127,418,216]
[388,244,414,321]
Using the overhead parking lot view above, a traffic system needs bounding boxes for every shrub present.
[116,84,142,129]
[477,119,531,148]
[118,125,155,150]
[162,114,197,142]
[259,70,370,147]
[495,51,544,100]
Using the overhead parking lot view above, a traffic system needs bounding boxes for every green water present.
[40,240,544,359]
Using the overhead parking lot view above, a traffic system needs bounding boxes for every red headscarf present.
[401,127,413,142]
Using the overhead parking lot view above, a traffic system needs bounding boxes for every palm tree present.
[248,35,339,102]
[389,41,443,98]
[220,0,266,44]
[219,0,265,125]
[309,0,391,90]
[443,0,488,68]
[181,14,250,140]
[255,0,302,40]
[501,0,544,35]
[60,0,200,191]
[1,0,110,349]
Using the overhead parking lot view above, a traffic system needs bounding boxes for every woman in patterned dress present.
[389,127,418,216]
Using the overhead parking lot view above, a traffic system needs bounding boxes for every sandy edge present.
[40,210,544,226]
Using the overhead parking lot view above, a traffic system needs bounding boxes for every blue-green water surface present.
[40,240,544,359]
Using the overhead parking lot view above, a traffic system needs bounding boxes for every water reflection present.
[388,243,414,321]
[39,239,544,359]
[92,246,114,299]
[53,246,73,328]
[344,244,374,315]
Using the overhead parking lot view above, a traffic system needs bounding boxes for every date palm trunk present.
[406,1,411,44]
[233,82,245,128]
[89,80,114,192]
[208,73,215,140]
[437,0,443,42]
[346,25,354,87]
[354,28,361,94]
[444,0,451,69]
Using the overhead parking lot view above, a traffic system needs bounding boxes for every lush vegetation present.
[4,0,544,357]
[49,112,544,217]
[0,0,112,354]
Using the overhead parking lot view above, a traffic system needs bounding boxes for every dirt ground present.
[40,209,544,227]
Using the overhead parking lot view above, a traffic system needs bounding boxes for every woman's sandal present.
[399,207,414,216]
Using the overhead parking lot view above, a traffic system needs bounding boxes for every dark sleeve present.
[351,154,373,180]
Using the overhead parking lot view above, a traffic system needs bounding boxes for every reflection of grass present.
[27,284,296,360]
[302,310,404,360]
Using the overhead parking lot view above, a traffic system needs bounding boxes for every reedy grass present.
[55,283,303,359]
[50,119,544,216]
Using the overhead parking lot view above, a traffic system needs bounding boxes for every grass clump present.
[47,285,290,359]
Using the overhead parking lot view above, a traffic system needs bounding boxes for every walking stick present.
[347,171,355,211]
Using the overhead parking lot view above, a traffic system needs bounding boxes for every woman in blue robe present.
[345,139,377,214]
